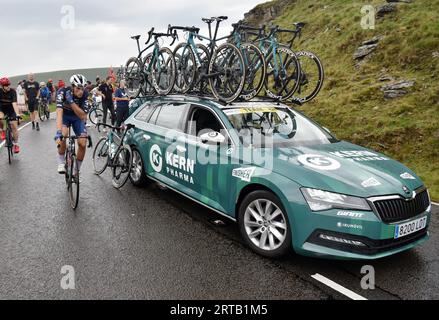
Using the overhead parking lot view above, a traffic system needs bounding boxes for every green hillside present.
[9,67,119,86]
[244,0,439,200]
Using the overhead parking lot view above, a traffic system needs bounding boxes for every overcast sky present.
[0,0,265,77]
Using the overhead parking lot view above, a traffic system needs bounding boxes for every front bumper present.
[288,202,431,260]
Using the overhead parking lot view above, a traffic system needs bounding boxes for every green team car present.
[124,95,431,260]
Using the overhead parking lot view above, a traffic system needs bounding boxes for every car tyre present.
[130,148,149,187]
[238,190,292,258]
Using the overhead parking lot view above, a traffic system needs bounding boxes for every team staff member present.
[0,77,21,153]
[98,76,115,126]
[23,73,40,131]
[114,80,130,127]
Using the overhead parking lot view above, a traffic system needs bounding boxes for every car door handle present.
[142,134,151,141]
[176,145,187,153]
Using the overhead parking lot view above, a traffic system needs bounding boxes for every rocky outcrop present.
[353,36,382,60]
[376,3,397,18]
[243,0,295,27]
[381,80,415,99]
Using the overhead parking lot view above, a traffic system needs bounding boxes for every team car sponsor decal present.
[232,167,257,182]
[337,222,363,230]
[361,177,382,188]
[150,144,163,173]
[223,107,278,116]
[400,172,416,180]
[329,150,389,162]
[297,154,341,171]
[150,144,196,184]
[336,211,365,219]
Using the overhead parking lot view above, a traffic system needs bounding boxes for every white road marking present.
[432,202,439,207]
[311,273,368,300]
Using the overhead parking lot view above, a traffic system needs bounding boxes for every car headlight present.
[301,188,371,212]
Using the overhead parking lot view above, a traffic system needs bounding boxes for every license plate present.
[394,216,427,239]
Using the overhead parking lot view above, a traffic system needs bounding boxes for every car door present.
[184,105,234,213]
[145,102,191,188]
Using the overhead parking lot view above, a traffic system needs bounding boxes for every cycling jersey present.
[56,87,89,137]
[40,87,51,101]
[56,87,89,117]
[0,88,17,118]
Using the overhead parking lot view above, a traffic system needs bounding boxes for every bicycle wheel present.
[45,104,50,120]
[151,48,176,95]
[194,43,211,95]
[173,43,196,94]
[240,43,266,101]
[89,107,103,126]
[38,102,46,122]
[68,154,80,210]
[112,145,133,189]
[208,43,246,103]
[125,57,143,98]
[92,137,110,175]
[291,51,325,104]
[142,53,156,96]
[265,47,301,101]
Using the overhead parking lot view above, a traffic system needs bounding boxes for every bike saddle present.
[202,18,214,24]
[213,16,228,21]
[131,35,141,40]
[294,22,306,28]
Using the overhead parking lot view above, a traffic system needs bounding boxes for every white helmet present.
[40,82,46,87]
[70,74,87,88]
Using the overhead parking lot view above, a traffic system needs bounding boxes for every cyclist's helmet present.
[40,81,46,87]
[0,77,11,86]
[70,74,87,88]
[48,79,53,83]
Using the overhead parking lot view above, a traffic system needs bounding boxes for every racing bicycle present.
[169,16,247,103]
[57,126,93,210]
[92,123,135,189]
[38,97,50,121]
[0,115,21,164]
[125,28,177,98]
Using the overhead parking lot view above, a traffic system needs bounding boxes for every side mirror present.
[200,131,226,145]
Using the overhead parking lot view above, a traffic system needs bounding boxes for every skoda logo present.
[150,144,163,173]
[402,186,411,195]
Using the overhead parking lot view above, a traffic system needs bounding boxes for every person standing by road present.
[114,80,130,128]
[23,73,40,131]
[16,81,27,114]
[47,79,55,103]
[0,77,21,153]
[98,76,115,126]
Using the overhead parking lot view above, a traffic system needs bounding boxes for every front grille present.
[372,189,430,223]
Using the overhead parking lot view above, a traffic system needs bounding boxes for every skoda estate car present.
[124,95,431,260]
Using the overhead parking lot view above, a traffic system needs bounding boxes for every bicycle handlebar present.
[145,27,155,45]
[168,25,200,34]
[97,122,135,132]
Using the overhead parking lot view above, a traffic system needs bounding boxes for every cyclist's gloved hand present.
[65,90,74,105]
[54,130,63,142]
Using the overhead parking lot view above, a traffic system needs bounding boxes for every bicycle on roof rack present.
[168,16,246,104]
[243,24,301,102]
[246,22,324,104]
[228,22,267,101]
[125,28,177,98]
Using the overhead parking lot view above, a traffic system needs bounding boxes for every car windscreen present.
[223,106,338,147]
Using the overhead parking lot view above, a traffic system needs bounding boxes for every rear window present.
[134,103,155,122]
[153,103,190,131]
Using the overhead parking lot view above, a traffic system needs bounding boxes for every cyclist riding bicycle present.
[40,82,51,104]
[0,77,21,153]
[55,74,89,174]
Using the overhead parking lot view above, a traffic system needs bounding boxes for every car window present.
[148,104,162,125]
[134,103,155,122]
[224,106,338,147]
[154,103,190,132]
[187,106,224,137]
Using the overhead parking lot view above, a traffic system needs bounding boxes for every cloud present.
[0,0,266,76]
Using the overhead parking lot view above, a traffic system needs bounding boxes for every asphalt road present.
[0,119,438,300]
